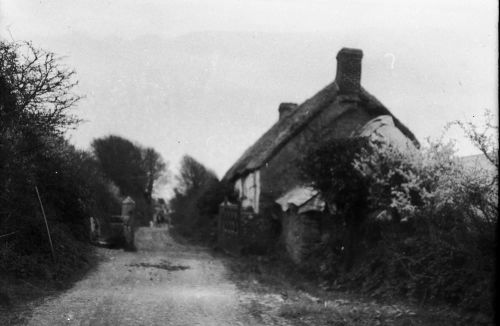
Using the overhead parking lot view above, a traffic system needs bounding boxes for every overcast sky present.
[0,0,498,196]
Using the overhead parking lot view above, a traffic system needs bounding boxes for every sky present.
[0,0,498,197]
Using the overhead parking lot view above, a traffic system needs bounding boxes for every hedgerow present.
[301,118,497,315]
[0,41,119,282]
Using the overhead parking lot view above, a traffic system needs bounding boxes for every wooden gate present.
[217,201,241,254]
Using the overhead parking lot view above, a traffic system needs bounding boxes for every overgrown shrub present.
[0,40,119,281]
[300,137,371,270]
[301,120,497,314]
[91,135,169,226]
[0,223,92,280]
[169,155,231,242]
[356,139,496,312]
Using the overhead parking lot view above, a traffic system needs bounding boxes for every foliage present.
[92,135,148,198]
[352,132,496,313]
[301,137,370,212]
[0,40,81,135]
[169,155,223,241]
[301,113,497,314]
[142,147,168,204]
[91,135,169,225]
[0,40,118,281]
[228,254,470,326]
[0,223,93,280]
[355,138,497,224]
[175,155,216,194]
[446,109,499,170]
[0,132,120,273]
[300,137,371,270]
[197,179,236,218]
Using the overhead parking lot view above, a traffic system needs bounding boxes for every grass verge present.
[0,242,101,325]
[222,252,492,326]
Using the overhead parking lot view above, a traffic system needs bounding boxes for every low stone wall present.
[218,203,278,255]
[282,210,322,264]
[239,211,276,253]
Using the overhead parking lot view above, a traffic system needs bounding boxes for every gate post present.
[121,196,135,250]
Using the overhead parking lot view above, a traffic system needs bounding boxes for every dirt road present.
[12,227,465,326]
[22,227,289,326]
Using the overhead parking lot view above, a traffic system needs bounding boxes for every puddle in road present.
[127,260,190,271]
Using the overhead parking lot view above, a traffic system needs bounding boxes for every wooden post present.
[35,186,55,261]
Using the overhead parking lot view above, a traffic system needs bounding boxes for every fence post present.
[35,186,55,261]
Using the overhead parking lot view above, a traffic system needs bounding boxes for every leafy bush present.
[301,118,497,314]
[169,155,230,242]
[355,139,496,312]
[0,40,118,281]
[300,137,371,270]
[0,223,92,280]
[91,135,169,226]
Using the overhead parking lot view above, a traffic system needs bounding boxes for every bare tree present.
[0,41,82,134]
[447,109,499,170]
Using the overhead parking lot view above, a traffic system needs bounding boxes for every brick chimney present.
[278,102,297,120]
[335,48,363,93]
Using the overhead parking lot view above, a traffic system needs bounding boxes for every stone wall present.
[282,209,322,264]
[218,204,278,254]
[239,210,277,253]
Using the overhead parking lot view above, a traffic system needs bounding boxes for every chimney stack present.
[278,102,297,120]
[335,48,363,93]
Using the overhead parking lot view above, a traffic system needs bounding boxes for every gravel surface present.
[21,227,290,326]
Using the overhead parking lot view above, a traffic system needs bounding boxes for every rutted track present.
[22,227,290,326]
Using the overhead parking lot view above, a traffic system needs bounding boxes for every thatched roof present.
[223,81,419,183]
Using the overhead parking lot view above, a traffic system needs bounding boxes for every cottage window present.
[234,179,243,198]
[237,171,261,213]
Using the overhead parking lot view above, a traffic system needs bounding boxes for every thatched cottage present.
[218,48,418,261]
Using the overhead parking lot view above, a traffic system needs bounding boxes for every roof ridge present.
[223,81,340,181]
[223,84,419,182]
